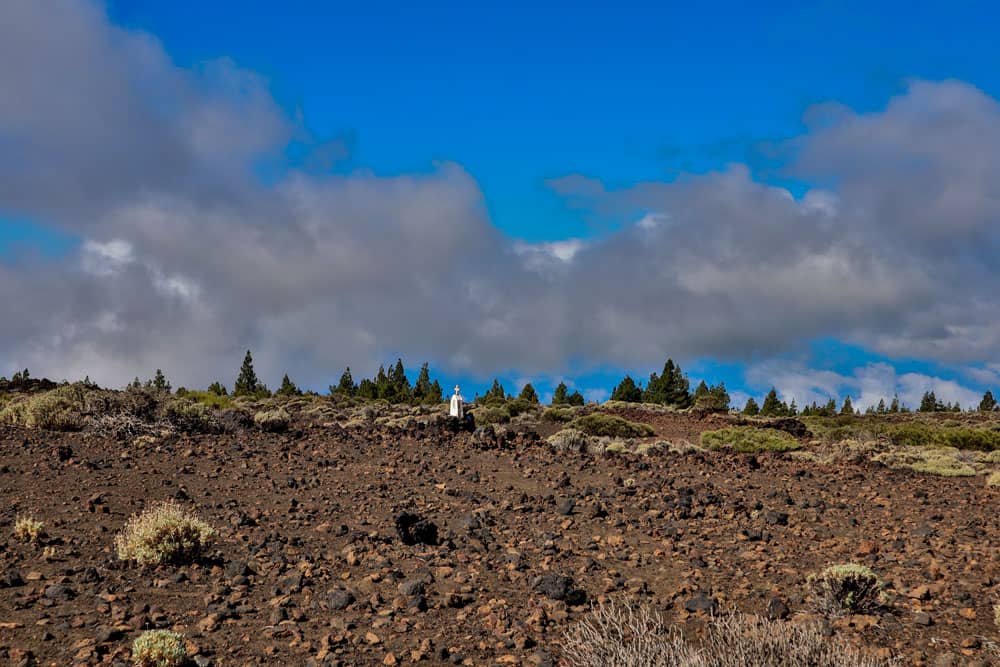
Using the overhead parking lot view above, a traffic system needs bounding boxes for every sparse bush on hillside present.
[542,407,575,422]
[13,515,44,543]
[474,405,511,426]
[986,471,1000,487]
[161,398,219,433]
[561,600,893,667]
[572,413,654,438]
[700,427,800,453]
[131,630,188,667]
[0,385,86,431]
[115,501,214,566]
[872,446,978,477]
[548,428,591,453]
[808,563,886,617]
[253,406,291,433]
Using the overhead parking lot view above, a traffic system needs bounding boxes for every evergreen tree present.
[484,379,506,403]
[518,383,539,404]
[823,398,837,416]
[389,359,411,402]
[567,390,585,406]
[129,376,143,390]
[743,397,760,416]
[413,363,432,403]
[152,369,171,393]
[979,390,997,412]
[760,388,784,417]
[919,391,939,412]
[889,395,900,413]
[611,375,642,402]
[277,374,301,396]
[840,395,854,415]
[712,382,731,411]
[876,398,887,414]
[428,379,443,403]
[552,382,570,406]
[234,350,259,397]
[374,365,390,400]
[693,380,710,400]
[334,367,356,396]
[788,398,798,416]
[357,378,377,399]
[208,381,228,396]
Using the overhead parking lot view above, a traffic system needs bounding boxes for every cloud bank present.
[2,1,1000,396]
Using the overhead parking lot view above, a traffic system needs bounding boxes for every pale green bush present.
[116,501,214,566]
[131,630,187,667]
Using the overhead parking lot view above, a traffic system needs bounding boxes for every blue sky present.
[3,1,1000,408]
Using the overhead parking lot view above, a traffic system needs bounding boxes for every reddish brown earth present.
[0,410,998,666]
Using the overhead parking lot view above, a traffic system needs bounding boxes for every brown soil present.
[0,409,997,666]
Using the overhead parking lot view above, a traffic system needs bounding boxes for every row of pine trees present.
[11,351,1000,413]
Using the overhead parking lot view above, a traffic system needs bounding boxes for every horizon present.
[4,1,1000,410]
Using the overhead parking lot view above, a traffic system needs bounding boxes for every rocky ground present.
[0,404,998,666]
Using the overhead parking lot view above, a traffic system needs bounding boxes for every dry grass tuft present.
[131,629,187,667]
[253,407,291,433]
[115,501,214,566]
[13,515,44,543]
[561,600,894,666]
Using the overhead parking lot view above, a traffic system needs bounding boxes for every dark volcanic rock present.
[395,511,439,546]
[684,593,718,614]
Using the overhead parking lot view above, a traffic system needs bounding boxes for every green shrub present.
[179,390,234,410]
[808,563,886,617]
[700,426,800,453]
[115,501,215,566]
[131,630,187,667]
[474,405,511,426]
[253,407,291,433]
[604,441,627,455]
[571,413,654,438]
[542,407,574,423]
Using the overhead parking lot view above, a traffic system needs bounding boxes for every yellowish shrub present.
[701,426,800,453]
[873,446,977,477]
[131,630,187,667]
[13,515,43,543]
[115,501,214,566]
[986,471,1000,488]
[253,406,290,432]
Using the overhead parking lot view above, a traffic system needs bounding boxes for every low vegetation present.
[571,413,654,438]
[700,426,800,453]
[808,563,886,617]
[13,515,44,543]
[561,600,892,666]
[253,406,291,433]
[131,630,188,667]
[115,501,215,566]
[872,446,978,477]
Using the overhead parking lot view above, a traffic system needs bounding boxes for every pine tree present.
[152,369,171,393]
[919,391,938,413]
[390,359,411,403]
[743,397,760,416]
[567,390,585,406]
[413,363,432,403]
[334,368,356,396]
[428,379,443,403]
[208,381,228,396]
[710,382,731,411]
[552,382,569,406]
[518,383,539,404]
[611,375,642,402]
[484,379,506,403]
[374,365,390,400]
[876,398,887,414]
[693,380,710,400]
[357,378,377,399]
[979,390,997,412]
[277,374,301,396]
[840,396,854,415]
[889,395,900,413]
[823,398,837,416]
[234,350,259,397]
[760,388,784,417]
[788,398,798,416]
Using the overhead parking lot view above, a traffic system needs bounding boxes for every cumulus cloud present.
[3,0,1000,391]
